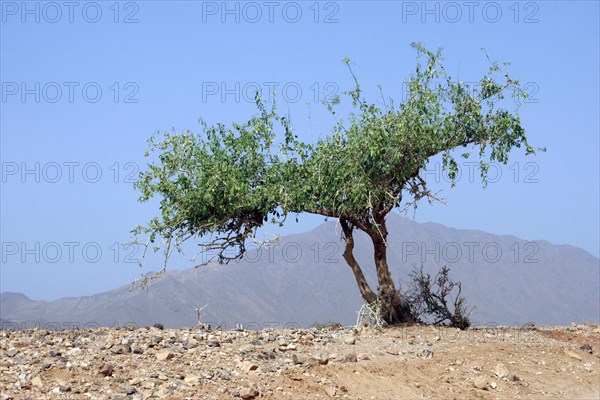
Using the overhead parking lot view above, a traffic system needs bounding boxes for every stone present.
[493,363,509,379]
[292,353,308,365]
[98,363,114,377]
[239,386,257,399]
[111,344,129,354]
[184,375,201,385]
[219,370,230,380]
[241,361,259,372]
[31,376,43,388]
[385,347,400,355]
[418,349,433,359]
[124,387,137,395]
[6,348,17,357]
[342,353,358,363]
[129,377,142,386]
[566,350,582,361]
[239,344,254,353]
[344,337,356,345]
[473,376,488,390]
[580,344,593,353]
[315,353,329,365]
[156,351,175,361]
[325,386,337,397]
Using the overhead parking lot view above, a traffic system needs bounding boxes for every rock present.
[292,353,308,365]
[344,337,356,345]
[206,340,220,348]
[98,363,114,377]
[156,351,175,361]
[183,341,197,350]
[580,344,593,353]
[129,377,142,386]
[31,376,43,388]
[315,353,329,365]
[473,376,488,390]
[385,347,400,355]
[357,353,370,361]
[111,344,129,354]
[184,375,201,385]
[219,370,230,380]
[67,347,82,356]
[493,363,509,379]
[6,348,17,357]
[239,386,257,399]
[342,353,358,363]
[418,349,433,359]
[239,344,254,353]
[325,386,337,397]
[124,387,137,395]
[241,361,259,372]
[490,381,497,389]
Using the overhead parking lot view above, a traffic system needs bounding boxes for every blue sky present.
[1,1,599,300]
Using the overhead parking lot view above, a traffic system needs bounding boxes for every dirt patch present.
[1,323,599,399]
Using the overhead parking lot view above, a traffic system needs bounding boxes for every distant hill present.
[2,214,599,329]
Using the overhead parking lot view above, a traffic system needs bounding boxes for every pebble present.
[473,376,488,390]
[31,376,43,388]
[156,351,175,361]
[239,386,257,399]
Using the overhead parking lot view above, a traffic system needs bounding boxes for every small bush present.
[404,265,472,330]
[153,323,164,330]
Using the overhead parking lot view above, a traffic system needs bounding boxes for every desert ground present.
[1,322,599,400]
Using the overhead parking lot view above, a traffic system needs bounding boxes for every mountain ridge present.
[2,214,599,329]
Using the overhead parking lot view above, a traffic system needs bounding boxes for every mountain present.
[2,214,599,329]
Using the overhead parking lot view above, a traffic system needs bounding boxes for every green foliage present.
[133,43,541,270]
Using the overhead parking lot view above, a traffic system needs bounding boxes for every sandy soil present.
[1,322,599,399]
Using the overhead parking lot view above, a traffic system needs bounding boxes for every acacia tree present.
[133,44,541,324]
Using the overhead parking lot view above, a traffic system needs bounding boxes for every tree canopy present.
[133,43,541,324]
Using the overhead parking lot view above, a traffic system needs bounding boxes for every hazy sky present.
[1,1,599,301]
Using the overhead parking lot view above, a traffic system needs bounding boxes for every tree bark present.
[367,212,415,324]
[340,218,377,304]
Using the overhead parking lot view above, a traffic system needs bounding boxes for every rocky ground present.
[1,322,599,400]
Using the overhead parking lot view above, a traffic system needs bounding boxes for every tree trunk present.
[340,218,377,304]
[368,213,415,325]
